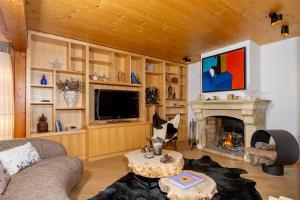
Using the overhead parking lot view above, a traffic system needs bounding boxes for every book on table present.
[170,171,205,189]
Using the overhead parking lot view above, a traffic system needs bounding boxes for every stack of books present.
[170,171,205,190]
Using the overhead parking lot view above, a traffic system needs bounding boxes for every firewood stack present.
[246,142,277,165]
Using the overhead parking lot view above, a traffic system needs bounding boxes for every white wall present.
[188,37,300,142]
[260,37,300,142]
[188,40,261,121]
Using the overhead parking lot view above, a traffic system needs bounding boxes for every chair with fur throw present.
[151,113,180,151]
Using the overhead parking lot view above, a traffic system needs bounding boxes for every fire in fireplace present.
[215,116,244,152]
[205,116,244,155]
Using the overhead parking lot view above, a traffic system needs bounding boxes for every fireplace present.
[191,99,270,161]
[205,116,244,159]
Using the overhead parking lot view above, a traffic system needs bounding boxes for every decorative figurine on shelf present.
[98,74,109,81]
[145,87,160,104]
[168,86,173,99]
[117,71,125,82]
[48,59,64,69]
[37,114,48,133]
[40,74,47,85]
[56,78,84,107]
[172,91,176,99]
[90,73,99,80]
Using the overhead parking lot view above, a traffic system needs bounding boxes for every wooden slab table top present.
[125,149,184,178]
[159,170,217,200]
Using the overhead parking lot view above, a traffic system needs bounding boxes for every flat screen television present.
[94,89,139,120]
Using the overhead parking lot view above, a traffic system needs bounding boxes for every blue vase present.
[40,74,47,85]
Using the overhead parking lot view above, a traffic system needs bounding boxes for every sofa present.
[0,138,83,200]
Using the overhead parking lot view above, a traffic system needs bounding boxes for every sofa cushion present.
[0,142,40,175]
[0,164,10,195]
[1,156,83,200]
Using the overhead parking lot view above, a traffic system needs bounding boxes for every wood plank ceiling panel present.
[0,0,27,50]
[25,0,300,63]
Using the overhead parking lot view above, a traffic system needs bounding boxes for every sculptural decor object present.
[145,87,160,104]
[37,114,48,133]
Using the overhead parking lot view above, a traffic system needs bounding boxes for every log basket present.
[251,130,299,176]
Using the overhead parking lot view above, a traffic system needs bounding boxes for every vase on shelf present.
[37,114,48,133]
[64,91,78,107]
[40,74,47,85]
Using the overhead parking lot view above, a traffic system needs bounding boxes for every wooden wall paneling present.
[41,135,61,144]
[61,132,86,158]
[14,51,26,138]
[0,0,26,51]
[124,125,140,150]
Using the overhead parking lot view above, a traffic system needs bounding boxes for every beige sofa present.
[0,138,83,200]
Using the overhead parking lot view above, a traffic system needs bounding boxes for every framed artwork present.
[202,47,246,93]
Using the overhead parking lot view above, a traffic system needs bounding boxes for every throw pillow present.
[0,164,10,195]
[0,142,40,175]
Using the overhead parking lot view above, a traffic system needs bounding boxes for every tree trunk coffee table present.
[125,149,184,189]
[159,170,217,200]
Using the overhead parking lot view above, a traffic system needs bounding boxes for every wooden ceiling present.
[26,0,300,63]
[0,0,27,50]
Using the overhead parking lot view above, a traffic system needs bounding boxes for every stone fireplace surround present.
[191,99,270,161]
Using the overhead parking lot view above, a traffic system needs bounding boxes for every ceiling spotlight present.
[183,57,191,64]
[281,25,289,37]
[269,12,282,26]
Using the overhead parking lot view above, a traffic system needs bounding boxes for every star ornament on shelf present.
[48,59,64,68]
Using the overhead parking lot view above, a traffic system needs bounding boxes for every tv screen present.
[202,47,246,93]
[95,89,139,120]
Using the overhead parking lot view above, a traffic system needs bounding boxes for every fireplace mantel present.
[191,99,271,160]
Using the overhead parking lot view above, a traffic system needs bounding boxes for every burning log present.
[246,147,277,161]
[255,142,276,151]
[247,154,275,165]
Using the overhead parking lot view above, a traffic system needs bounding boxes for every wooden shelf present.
[146,72,163,76]
[30,84,54,88]
[89,59,112,65]
[31,66,54,72]
[145,103,164,107]
[166,72,178,75]
[165,82,179,85]
[30,129,86,137]
[56,107,85,110]
[166,106,185,108]
[166,113,186,116]
[55,69,85,75]
[71,56,86,62]
[166,98,186,101]
[30,102,54,105]
[89,80,142,87]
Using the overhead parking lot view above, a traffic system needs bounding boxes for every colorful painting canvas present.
[202,47,246,92]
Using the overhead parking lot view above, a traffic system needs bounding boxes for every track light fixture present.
[269,12,282,26]
[183,57,191,64]
[281,25,289,37]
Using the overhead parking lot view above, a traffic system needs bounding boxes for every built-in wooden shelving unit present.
[26,30,188,159]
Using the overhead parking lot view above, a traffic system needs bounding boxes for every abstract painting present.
[202,47,246,92]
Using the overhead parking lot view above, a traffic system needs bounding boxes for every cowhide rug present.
[89,156,262,200]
